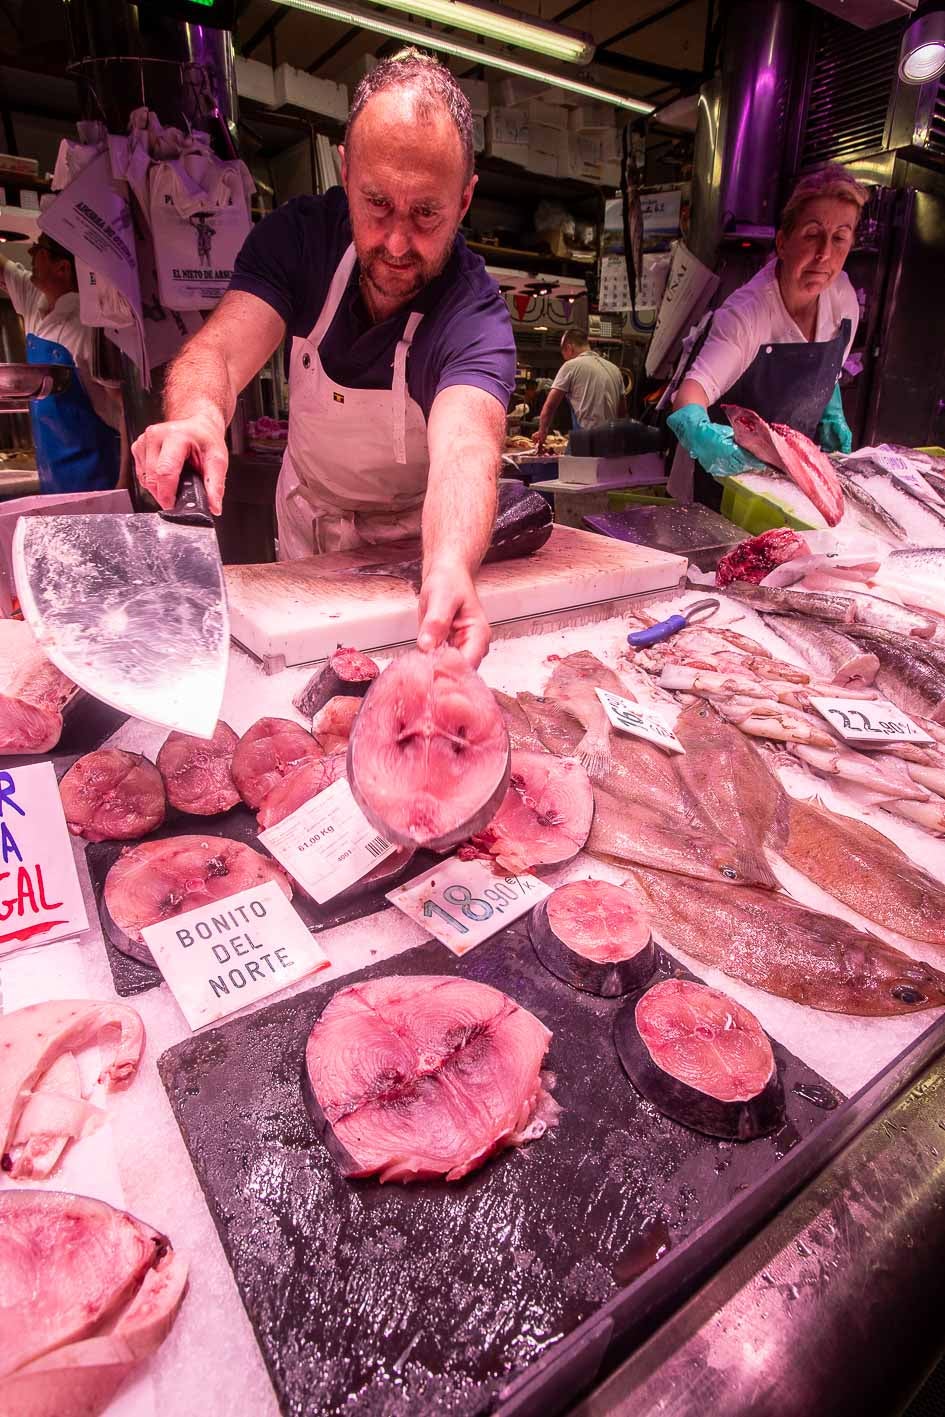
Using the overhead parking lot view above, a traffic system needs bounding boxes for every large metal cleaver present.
[12,466,228,738]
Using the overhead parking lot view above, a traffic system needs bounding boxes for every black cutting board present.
[159,922,841,1417]
[85,807,435,997]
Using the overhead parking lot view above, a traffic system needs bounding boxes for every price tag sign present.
[594,688,685,754]
[387,856,552,956]
[869,450,945,505]
[0,761,87,954]
[810,696,934,746]
[259,777,396,904]
[141,880,329,1029]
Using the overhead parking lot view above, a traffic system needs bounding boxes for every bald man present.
[131,49,515,666]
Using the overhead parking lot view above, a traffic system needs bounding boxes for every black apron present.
[692,316,851,510]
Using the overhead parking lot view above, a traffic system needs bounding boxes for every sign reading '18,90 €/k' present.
[387,856,552,956]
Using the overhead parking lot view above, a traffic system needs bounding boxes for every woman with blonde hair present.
[668,164,868,502]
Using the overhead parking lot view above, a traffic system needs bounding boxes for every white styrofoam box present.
[568,102,616,131]
[597,128,621,163]
[528,145,558,177]
[459,78,490,115]
[525,98,569,129]
[599,160,621,189]
[472,115,485,154]
[273,64,348,122]
[492,76,544,108]
[234,56,276,107]
[563,132,605,181]
[556,453,665,485]
[528,121,566,176]
[485,107,529,163]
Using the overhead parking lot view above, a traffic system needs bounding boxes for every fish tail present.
[576,729,613,782]
[734,846,778,890]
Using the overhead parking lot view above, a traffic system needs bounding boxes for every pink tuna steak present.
[156,720,240,816]
[615,976,785,1140]
[0,1190,186,1417]
[471,749,594,874]
[231,717,321,809]
[347,647,511,851]
[104,834,292,963]
[58,749,166,842]
[723,404,845,527]
[304,974,556,1182]
[256,752,348,828]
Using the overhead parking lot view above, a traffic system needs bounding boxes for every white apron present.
[275,243,430,559]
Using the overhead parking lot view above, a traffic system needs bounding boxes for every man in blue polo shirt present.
[132,49,515,666]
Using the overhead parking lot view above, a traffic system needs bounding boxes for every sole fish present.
[626,866,945,1015]
[776,796,945,948]
[519,689,776,887]
[544,650,627,780]
[673,701,784,883]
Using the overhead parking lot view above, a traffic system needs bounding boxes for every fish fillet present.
[0,1190,186,1417]
[0,999,144,1178]
[0,620,78,756]
[724,404,844,526]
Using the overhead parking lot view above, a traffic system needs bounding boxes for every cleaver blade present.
[12,468,228,739]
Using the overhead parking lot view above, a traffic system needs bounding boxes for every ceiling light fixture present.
[365,0,593,64]
[273,0,653,113]
[899,1,945,84]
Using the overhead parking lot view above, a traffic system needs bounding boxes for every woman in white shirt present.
[668,165,867,502]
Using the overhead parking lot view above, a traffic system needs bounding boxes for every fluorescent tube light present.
[366,0,592,63]
[274,0,653,113]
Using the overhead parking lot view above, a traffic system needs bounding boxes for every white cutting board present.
[225,525,685,670]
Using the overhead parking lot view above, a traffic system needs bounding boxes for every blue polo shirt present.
[230,188,516,417]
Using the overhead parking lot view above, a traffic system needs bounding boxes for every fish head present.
[883,959,945,1013]
[712,843,778,890]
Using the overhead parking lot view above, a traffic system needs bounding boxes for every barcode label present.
[259,778,397,903]
[366,835,390,859]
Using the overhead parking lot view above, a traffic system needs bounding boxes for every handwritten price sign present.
[0,762,87,955]
[810,696,935,746]
[387,857,552,955]
[594,688,685,754]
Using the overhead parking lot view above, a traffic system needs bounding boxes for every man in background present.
[0,236,122,493]
[536,327,625,450]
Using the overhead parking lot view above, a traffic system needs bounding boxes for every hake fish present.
[724,581,937,639]
[834,468,908,540]
[626,866,945,1016]
[760,613,880,687]
[672,701,784,884]
[840,624,945,723]
[775,797,945,949]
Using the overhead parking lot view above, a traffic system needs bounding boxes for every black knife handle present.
[160,463,214,528]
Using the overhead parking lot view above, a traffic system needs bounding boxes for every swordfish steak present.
[304,975,556,1182]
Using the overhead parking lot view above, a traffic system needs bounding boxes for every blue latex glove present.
[667,404,766,478]
[817,383,853,454]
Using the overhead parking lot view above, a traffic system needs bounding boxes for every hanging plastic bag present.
[148,133,254,310]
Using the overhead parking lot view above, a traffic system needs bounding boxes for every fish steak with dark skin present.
[530,878,655,997]
[615,977,785,1140]
[304,974,556,1182]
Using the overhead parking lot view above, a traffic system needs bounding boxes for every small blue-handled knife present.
[627,597,721,648]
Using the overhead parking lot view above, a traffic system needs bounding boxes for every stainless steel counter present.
[573,1045,945,1417]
